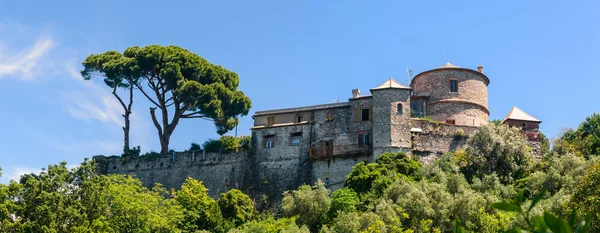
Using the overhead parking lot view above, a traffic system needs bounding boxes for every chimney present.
[352,89,360,98]
[477,65,484,74]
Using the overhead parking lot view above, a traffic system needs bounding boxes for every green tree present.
[569,163,600,232]
[460,123,534,184]
[175,177,223,232]
[554,113,600,158]
[81,51,139,154]
[84,45,252,153]
[328,188,360,218]
[1,159,182,233]
[281,180,331,231]
[218,189,256,227]
[376,152,422,180]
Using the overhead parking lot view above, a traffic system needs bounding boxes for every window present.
[326,112,334,121]
[410,99,426,118]
[267,116,275,126]
[295,114,303,123]
[290,132,302,146]
[361,108,370,121]
[397,103,403,115]
[264,135,274,149]
[522,123,526,128]
[446,119,456,125]
[358,133,370,146]
[449,80,458,93]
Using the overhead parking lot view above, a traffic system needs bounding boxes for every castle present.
[94,63,542,202]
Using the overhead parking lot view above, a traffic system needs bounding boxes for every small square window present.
[264,135,274,148]
[361,108,370,121]
[295,114,303,123]
[290,132,302,146]
[358,133,370,146]
[449,80,458,93]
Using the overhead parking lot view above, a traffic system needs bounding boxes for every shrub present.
[569,162,600,232]
[328,188,360,218]
[239,136,252,150]
[218,189,256,226]
[190,143,201,151]
[281,180,331,230]
[203,136,250,153]
[460,123,534,184]
[344,162,393,197]
[376,152,422,180]
[175,178,224,232]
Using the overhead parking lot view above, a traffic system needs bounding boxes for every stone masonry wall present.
[94,151,250,199]
[372,88,412,157]
[411,68,489,126]
[410,119,478,163]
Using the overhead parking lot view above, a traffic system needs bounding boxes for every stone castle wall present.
[93,151,251,198]
[411,68,489,126]
[410,119,478,163]
[93,120,479,201]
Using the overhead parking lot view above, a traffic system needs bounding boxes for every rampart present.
[93,151,253,198]
[93,120,480,203]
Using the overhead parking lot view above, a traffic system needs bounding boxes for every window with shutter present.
[264,135,275,149]
[361,108,370,121]
[449,79,458,93]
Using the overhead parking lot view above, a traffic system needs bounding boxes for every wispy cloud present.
[0,36,55,80]
[62,63,124,127]
[62,62,152,152]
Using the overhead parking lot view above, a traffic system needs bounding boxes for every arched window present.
[397,103,403,115]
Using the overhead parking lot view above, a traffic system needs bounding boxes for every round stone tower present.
[410,63,490,126]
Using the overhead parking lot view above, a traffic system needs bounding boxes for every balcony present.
[308,144,372,160]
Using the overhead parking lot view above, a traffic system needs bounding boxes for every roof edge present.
[411,67,490,86]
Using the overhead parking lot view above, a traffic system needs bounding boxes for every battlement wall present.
[93,150,252,198]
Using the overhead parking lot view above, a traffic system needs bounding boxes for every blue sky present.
[0,0,598,182]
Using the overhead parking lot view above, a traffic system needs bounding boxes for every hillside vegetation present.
[1,114,599,233]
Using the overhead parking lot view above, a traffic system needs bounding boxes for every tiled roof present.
[502,106,541,123]
[253,102,351,116]
[371,78,411,90]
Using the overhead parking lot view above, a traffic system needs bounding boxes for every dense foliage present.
[553,113,600,158]
[2,114,600,232]
[202,135,252,153]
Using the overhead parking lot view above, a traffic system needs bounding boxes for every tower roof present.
[439,62,460,68]
[370,78,411,91]
[502,106,541,123]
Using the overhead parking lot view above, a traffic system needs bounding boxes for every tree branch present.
[149,107,163,136]
[135,83,161,108]
[111,85,127,111]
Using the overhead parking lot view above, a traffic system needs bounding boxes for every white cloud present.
[1,164,82,184]
[0,36,55,80]
[4,166,41,183]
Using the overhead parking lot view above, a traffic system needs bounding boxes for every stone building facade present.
[94,63,542,204]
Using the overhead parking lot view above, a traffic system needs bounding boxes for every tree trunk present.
[113,85,134,154]
[159,135,169,154]
[123,113,130,152]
